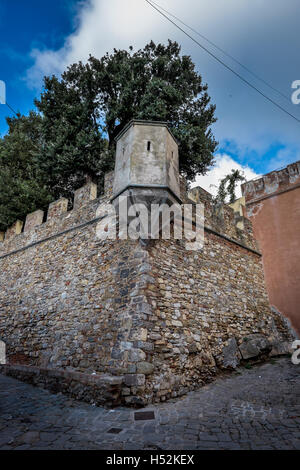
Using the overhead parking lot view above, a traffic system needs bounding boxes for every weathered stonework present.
[5,220,23,241]
[0,122,292,407]
[48,198,68,220]
[24,210,44,233]
[113,120,180,203]
[0,364,123,407]
[74,182,97,210]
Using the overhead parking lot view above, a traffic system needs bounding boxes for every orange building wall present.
[242,161,300,335]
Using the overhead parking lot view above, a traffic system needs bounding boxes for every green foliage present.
[0,112,52,232]
[215,169,246,204]
[36,40,217,181]
[35,73,111,200]
[0,40,218,231]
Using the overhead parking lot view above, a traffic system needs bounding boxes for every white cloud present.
[191,154,259,198]
[25,0,165,88]
[24,0,300,172]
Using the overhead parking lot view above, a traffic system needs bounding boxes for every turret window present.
[147,141,151,151]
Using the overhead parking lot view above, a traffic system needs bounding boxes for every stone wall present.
[0,172,292,406]
[0,364,123,407]
[138,233,290,403]
[0,176,149,378]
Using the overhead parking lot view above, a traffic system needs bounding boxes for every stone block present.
[73,182,97,210]
[239,334,271,360]
[128,348,146,362]
[24,210,44,233]
[124,395,146,406]
[5,220,23,241]
[222,338,242,369]
[129,328,148,342]
[124,374,145,387]
[104,171,114,198]
[270,341,292,357]
[127,364,137,373]
[101,375,123,386]
[47,198,68,220]
[136,302,152,315]
[136,361,154,375]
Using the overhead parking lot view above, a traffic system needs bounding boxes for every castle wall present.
[0,185,120,372]
[141,234,286,401]
[242,161,300,335]
[0,172,292,406]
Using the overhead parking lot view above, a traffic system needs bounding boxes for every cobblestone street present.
[0,357,299,450]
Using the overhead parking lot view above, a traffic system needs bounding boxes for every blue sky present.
[0,0,77,129]
[1,0,300,193]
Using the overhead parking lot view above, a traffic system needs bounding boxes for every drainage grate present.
[134,411,155,421]
[107,428,122,434]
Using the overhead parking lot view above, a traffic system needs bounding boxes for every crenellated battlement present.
[187,186,259,253]
[0,170,259,259]
[242,160,300,205]
[0,173,114,257]
[0,118,259,258]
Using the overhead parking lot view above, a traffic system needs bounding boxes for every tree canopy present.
[0,112,52,232]
[0,40,218,231]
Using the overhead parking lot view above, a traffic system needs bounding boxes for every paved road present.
[0,357,299,450]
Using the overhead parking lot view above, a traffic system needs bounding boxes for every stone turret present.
[112,120,181,206]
